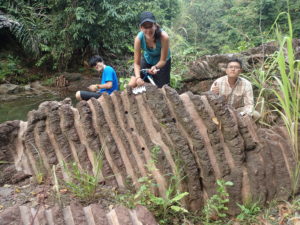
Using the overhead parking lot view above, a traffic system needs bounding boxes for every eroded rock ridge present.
[0,85,296,219]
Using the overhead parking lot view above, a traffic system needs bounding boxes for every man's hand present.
[88,84,98,92]
[136,77,145,86]
[211,82,219,95]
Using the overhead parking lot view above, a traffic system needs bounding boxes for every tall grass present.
[62,148,104,201]
[272,11,300,194]
[243,54,279,125]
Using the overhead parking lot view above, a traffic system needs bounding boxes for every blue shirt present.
[99,66,118,94]
[138,31,171,65]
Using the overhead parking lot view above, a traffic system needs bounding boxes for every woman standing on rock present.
[128,11,171,88]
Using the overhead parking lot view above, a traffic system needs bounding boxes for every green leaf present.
[150,196,165,205]
[170,205,188,213]
[170,192,189,203]
[225,181,234,186]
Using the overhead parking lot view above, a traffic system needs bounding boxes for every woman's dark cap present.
[139,12,156,26]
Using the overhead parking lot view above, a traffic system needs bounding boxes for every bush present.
[0,55,25,82]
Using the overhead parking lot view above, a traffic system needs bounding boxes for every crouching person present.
[76,55,119,101]
[210,58,260,120]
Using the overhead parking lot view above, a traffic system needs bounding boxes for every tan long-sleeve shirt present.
[210,76,254,115]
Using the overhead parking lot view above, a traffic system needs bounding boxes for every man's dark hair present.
[227,58,242,68]
[89,55,103,67]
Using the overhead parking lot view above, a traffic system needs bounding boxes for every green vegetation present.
[0,54,43,84]
[116,145,189,224]
[41,77,55,87]
[117,174,189,225]
[0,0,179,71]
[62,149,104,201]
[243,9,299,195]
[172,0,300,54]
[272,11,299,195]
[242,53,279,125]
[164,26,200,90]
[119,77,130,91]
[202,180,233,223]
[0,55,25,82]
[1,0,299,82]
[63,161,99,201]
[236,201,261,223]
[29,143,46,184]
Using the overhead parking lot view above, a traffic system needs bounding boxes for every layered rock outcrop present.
[0,85,297,221]
[181,39,300,94]
[0,204,157,225]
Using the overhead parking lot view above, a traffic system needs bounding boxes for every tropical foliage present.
[1,0,299,72]
[0,0,179,70]
[173,0,300,54]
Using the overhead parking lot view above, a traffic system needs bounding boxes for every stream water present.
[0,92,76,123]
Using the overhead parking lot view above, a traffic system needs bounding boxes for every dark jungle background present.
[0,0,299,82]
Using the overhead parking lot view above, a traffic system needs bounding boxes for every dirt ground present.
[0,175,117,214]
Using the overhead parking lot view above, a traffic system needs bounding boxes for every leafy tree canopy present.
[0,0,299,71]
[0,0,179,70]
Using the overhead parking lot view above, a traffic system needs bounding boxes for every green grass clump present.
[63,149,104,202]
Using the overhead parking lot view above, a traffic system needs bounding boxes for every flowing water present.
[0,92,76,123]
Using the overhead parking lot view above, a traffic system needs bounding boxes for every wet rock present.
[0,84,22,94]
[0,81,57,102]
[23,84,31,91]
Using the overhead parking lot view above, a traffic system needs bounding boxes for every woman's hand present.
[136,77,145,86]
[148,66,159,75]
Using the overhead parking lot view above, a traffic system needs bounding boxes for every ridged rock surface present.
[0,203,157,225]
[0,85,297,219]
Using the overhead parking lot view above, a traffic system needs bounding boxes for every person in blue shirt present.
[128,11,171,88]
[76,55,119,101]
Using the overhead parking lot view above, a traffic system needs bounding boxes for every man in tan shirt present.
[210,59,254,116]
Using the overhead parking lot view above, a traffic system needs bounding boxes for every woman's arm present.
[133,35,145,86]
[134,36,142,78]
